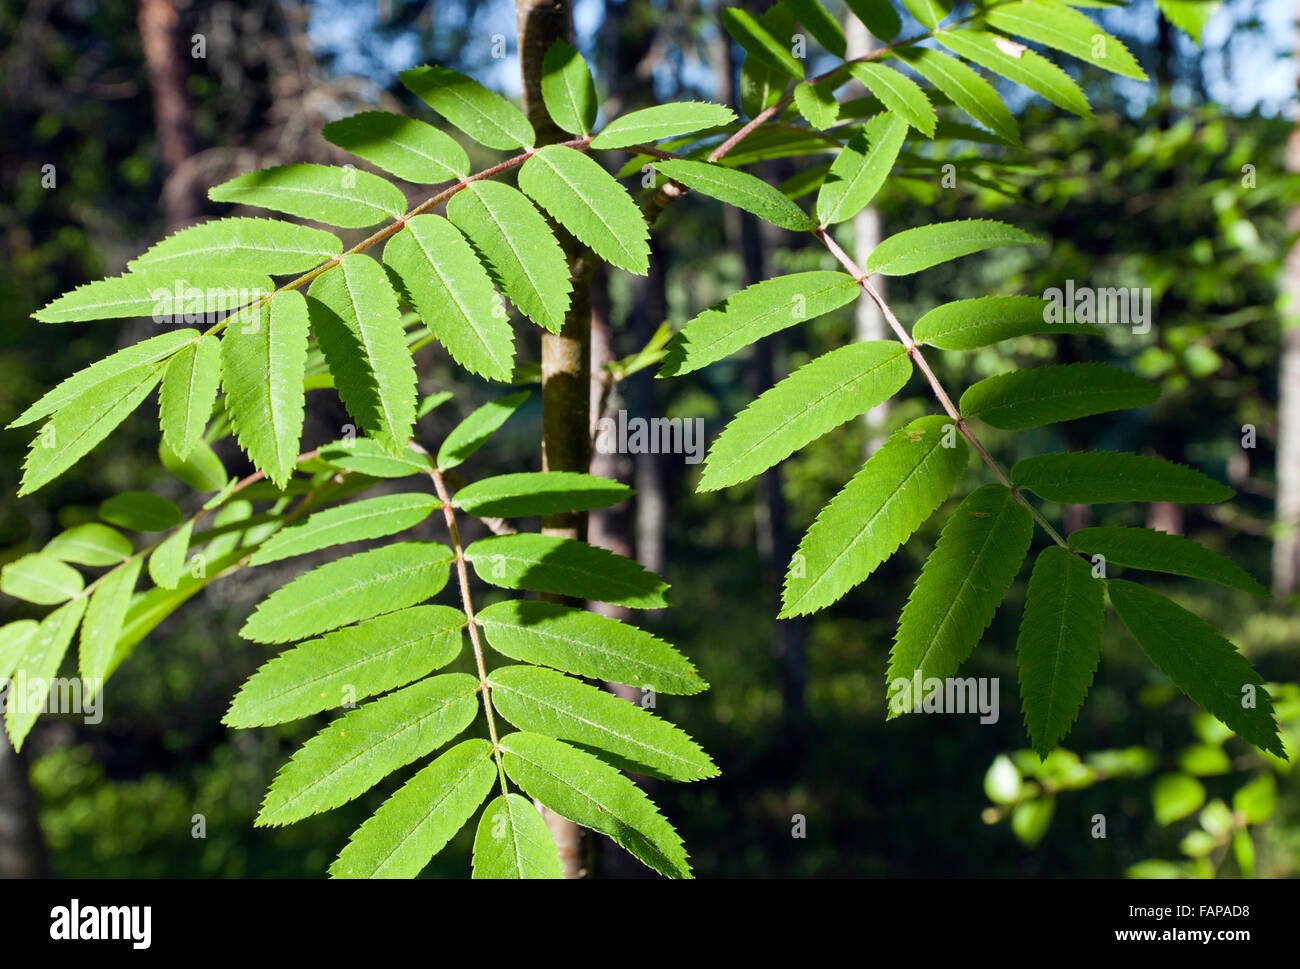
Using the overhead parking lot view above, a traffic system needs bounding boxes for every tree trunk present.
[0,738,48,877]
[1275,114,1300,596]
[138,0,198,228]
[516,0,593,877]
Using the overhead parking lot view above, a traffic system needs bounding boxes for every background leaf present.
[1012,451,1235,504]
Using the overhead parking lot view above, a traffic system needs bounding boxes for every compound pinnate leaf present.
[658,271,859,377]
[454,472,631,517]
[1109,580,1283,758]
[5,597,87,751]
[100,491,183,532]
[221,292,310,488]
[477,599,707,694]
[781,415,969,617]
[255,673,480,826]
[866,219,1044,276]
[540,40,598,136]
[519,146,650,274]
[446,181,572,333]
[896,47,1018,144]
[815,112,908,226]
[699,341,911,492]
[19,366,165,497]
[240,541,452,644]
[472,793,564,879]
[383,214,515,382]
[489,665,717,782]
[322,111,470,184]
[1068,526,1268,597]
[226,605,465,727]
[401,64,535,150]
[128,217,343,275]
[1,554,83,605]
[1011,452,1234,505]
[1016,547,1105,757]
[209,164,406,228]
[436,391,530,470]
[308,253,417,452]
[848,62,936,137]
[10,329,198,429]
[985,2,1147,81]
[465,533,669,609]
[45,524,132,567]
[499,731,692,878]
[591,102,736,149]
[913,296,1099,350]
[655,159,815,232]
[887,485,1033,714]
[938,29,1092,119]
[159,335,221,458]
[332,739,497,879]
[250,493,440,566]
[960,363,1159,430]
[79,557,142,690]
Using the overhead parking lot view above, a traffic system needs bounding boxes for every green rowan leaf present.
[322,111,470,184]
[477,599,706,695]
[148,519,194,591]
[1012,452,1235,504]
[226,605,465,727]
[19,366,165,496]
[209,164,406,228]
[79,557,142,690]
[128,217,343,275]
[455,472,631,517]
[519,146,650,274]
[740,6,793,120]
[896,47,1019,144]
[45,524,132,567]
[332,739,497,879]
[490,665,716,782]
[913,296,1100,349]
[815,112,908,226]
[844,0,901,40]
[100,491,182,532]
[699,341,911,492]
[721,6,804,79]
[465,533,669,608]
[472,793,564,879]
[160,437,228,492]
[0,621,38,685]
[446,181,572,333]
[383,214,515,382]
[866,219,1044,276]
[1109,580,1283,758]
[654,159,815,232]
[255,673,480,826]
[784,0,847,56]
[781,415,969,617]
[240,541,452,644]
[308,254,417,452]
[848,63,936,137]
[436,390,530,470]
[159,334,221,458]
[10,329,198,429]
[1017,546,1105,757]
[320,438,433,479]
[938,29,1092,118]
[250,493,440,566]
[985,2,1147,80]
[658,271,860,377]
[32,270,271,324]
[499,731,692,878]
[401,64,535,150]
[1156,0,1218,43]
[590,102,737,149]
[5,597,86,751]
[900,0,952,29]
[1069,527,1268,597]
[541,40,598,136]
[960,363,1159,430]
[793,81,840,130]
[222,291,310,487]
[887,485,1033,713]
[1,554,83,605]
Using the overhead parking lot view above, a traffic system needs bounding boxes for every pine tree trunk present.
[1275,114,1300,596]
[138,0,198,229]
